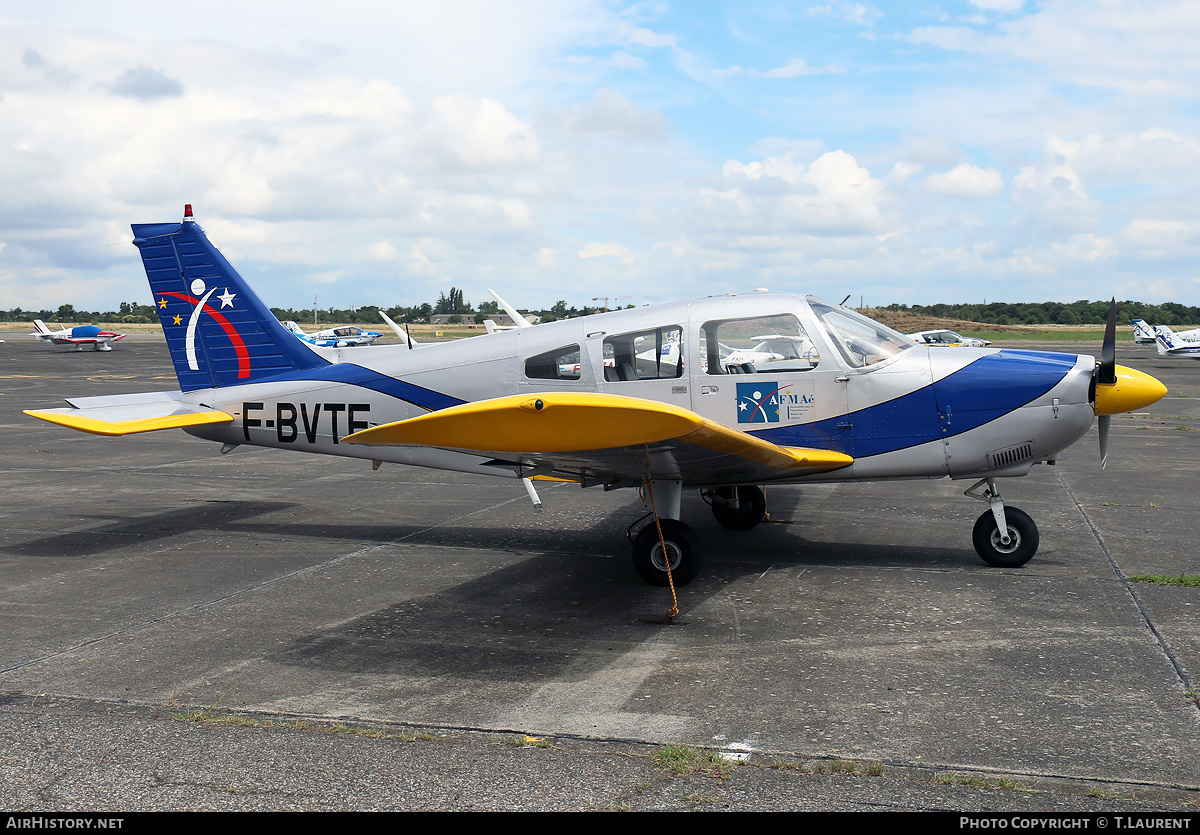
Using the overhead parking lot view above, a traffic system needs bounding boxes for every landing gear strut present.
[964,478,1039,567]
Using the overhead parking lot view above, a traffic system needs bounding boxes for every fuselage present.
[182,295,1098,487]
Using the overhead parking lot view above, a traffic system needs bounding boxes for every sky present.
[3,0,1200,314]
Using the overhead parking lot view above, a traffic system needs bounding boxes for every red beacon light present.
[183,204,194,219]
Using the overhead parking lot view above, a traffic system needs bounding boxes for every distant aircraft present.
[282,321,381,347]
[31,319,126,351]
[26,207,1167,587]
[1154,325,1200,358]
[907,329,992,348]
[1131,319,1157,345]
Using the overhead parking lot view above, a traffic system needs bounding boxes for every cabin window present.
[699,314,819,375]
[602,326,683,381]
[525,344,583,380]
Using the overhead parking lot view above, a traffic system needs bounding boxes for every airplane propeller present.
[1096,299,1117,468]
[1090,297,1167,469]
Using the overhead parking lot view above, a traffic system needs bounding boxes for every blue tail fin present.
[132,211,329,392]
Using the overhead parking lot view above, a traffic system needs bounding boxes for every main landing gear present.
[964,478,1040,568]
[629,479,705,587]
[629,482,769,586]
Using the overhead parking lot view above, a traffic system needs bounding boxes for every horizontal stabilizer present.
[25,391,232,436]
[344,392,853,485]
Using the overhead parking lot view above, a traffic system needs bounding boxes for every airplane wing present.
[344,392,853,487]
[25,390,232,436]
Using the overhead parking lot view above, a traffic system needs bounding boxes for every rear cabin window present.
[602,326,683,381]
[525,344,583,380]
[699,314,820,375]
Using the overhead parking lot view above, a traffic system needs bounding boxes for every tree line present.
[0,288,612,326]
[3,294,1198,326]
[882,300,1200,326]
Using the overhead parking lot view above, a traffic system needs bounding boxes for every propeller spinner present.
[1091,298,1167,467]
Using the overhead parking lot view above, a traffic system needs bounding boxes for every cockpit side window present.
[808,301,913,368]
[525,344,583,380]
[699,314,819,375]
[602,326,683,381]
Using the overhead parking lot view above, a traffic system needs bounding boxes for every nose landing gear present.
[965,478,1039,567]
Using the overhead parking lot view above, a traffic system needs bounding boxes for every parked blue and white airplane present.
[1154,324,1200,358]
[31,319,127,351]
[283,320,381,347]
[1131,319,1157,345]
[25,207,1167,586]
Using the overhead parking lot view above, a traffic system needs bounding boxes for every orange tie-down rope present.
[642,475,680,622]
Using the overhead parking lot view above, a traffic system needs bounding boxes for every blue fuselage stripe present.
[234,363,467,413]
[749,351,1078,458]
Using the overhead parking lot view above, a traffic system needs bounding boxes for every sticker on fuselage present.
[736,382,815,424]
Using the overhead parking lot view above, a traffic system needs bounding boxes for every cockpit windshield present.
[807,299,914,369]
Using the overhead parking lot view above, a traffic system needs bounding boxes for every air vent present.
[986,441,1035,470]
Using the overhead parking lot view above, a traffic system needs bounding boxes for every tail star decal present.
[159,280,252,378]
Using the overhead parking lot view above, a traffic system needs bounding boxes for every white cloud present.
[924,164,1004,198]
[578,241,634,259]
[418,95,540,170]
[363,241,399,261]
[763,58,822,78]
[806,3,884,27]
[618,23,676,49]
[558,89,669,140]
[969,0,1026,11]
[910,1,1200,99]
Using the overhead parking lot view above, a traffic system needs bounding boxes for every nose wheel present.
[965,478,1039,567]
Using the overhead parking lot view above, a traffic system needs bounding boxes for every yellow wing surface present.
[345,392,852,487]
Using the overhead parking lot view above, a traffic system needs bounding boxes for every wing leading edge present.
[344,391,853,487]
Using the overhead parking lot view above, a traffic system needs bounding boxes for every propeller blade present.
[1098,297,1117,386]
[1098,414,1110,469]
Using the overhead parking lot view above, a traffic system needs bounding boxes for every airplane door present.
[690,313,851,448]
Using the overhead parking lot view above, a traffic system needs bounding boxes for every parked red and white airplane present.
[31,319,126,351]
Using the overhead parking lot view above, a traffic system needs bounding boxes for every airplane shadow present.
[4,500,297,558]
[270,504,975,681]
[273,548,698,682]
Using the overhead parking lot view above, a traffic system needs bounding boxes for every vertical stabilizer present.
[132,208,328,391]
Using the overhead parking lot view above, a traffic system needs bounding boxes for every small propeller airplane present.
[31,319,127,351]
[282,320,382,347]
[1131,318,1158,345]
[25,206,1168,586]
[1153,324,1200,358]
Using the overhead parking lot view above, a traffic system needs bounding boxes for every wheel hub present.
[989,527,1021,554]
[650,540,683,572]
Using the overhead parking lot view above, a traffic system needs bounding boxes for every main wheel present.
[632,519,703,586]
[710,486,767,531]
[972,507,1039,568]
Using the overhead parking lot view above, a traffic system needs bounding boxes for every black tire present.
[972,507,1039,568]
[710,486,766,531]
[632,519,703,586]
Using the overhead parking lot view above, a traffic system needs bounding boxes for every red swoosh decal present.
[161,292,251,378]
